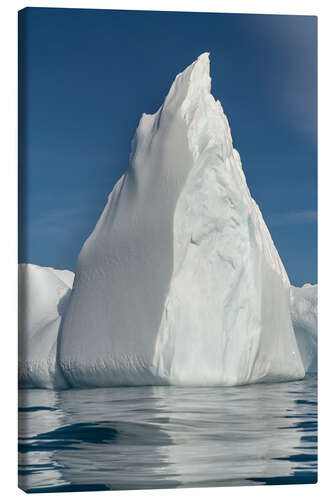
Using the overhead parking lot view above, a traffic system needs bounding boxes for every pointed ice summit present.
[59,53,305,387]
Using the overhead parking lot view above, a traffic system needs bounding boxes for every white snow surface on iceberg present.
[19,263,74,389]
[290,284,317,373]
[59,53,305,387]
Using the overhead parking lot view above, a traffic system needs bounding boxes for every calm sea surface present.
[18,375,317,492]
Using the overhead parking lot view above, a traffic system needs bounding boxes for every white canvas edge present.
[0,1,330,499]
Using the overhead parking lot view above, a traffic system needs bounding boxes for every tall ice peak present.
[59,53,305,388]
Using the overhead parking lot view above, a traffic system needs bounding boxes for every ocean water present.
[18,375,317,493]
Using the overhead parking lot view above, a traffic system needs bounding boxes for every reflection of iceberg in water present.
[53,388,183,490]
[152,380,316,486]
[19,388,181,491]
[18,378,317,491]
[18,390,68,491]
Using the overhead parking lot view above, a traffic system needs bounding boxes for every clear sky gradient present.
[18,8,317,286]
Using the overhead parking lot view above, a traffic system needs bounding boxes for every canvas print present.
[18,8,317,493]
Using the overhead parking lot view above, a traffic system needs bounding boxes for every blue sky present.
[18,8,317,286]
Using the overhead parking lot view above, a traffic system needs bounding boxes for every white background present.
[0,1,331,499]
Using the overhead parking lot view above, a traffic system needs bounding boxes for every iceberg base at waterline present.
[18,264,317,389]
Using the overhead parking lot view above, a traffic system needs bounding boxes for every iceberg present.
[290,284,317,373]
[18,263,74,389]
[58,53,305,387]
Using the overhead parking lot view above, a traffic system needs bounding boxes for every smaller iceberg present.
[18,263,74,389]
[290,284,317,373]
